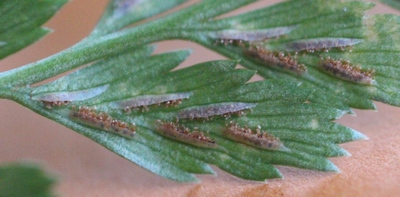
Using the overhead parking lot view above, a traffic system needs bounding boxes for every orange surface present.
[1,0,400,196]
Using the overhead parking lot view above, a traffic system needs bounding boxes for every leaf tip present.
[263,167,283,181]
[41,27,54,34]
[325,161,340,173]
[203,165,216,176]
[351,129,369,141]
[371,103,377,110]
[274,169,284,179]
[338,148,352,157]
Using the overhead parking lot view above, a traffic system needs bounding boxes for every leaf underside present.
[188,0,400,112]
[4,0,400,182]
[31,46,365,181]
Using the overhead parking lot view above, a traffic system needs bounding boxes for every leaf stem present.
[0,23,169,87]
[0,0,256,88]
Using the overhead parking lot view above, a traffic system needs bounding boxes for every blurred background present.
[0,0,400,196]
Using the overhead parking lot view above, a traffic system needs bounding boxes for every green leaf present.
[0,0,258,87]
[184,0,400,111]
[0,0,67,60]
[3,0,395,183]
[187,0,388,111]
[380,0,400,10]
[23,49,365,182]
[92,0,189,37]
[0,163,56,197]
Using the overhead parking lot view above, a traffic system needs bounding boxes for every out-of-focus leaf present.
[0,163,56,197]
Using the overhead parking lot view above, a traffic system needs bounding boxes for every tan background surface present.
[1,0,400,196]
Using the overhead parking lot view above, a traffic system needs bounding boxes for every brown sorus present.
[245,45,307,75]
[155,120,218,149]
[70,106,136,139]
[223,122,288,151]
[320,57,375,85]
[42,101,71,109]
